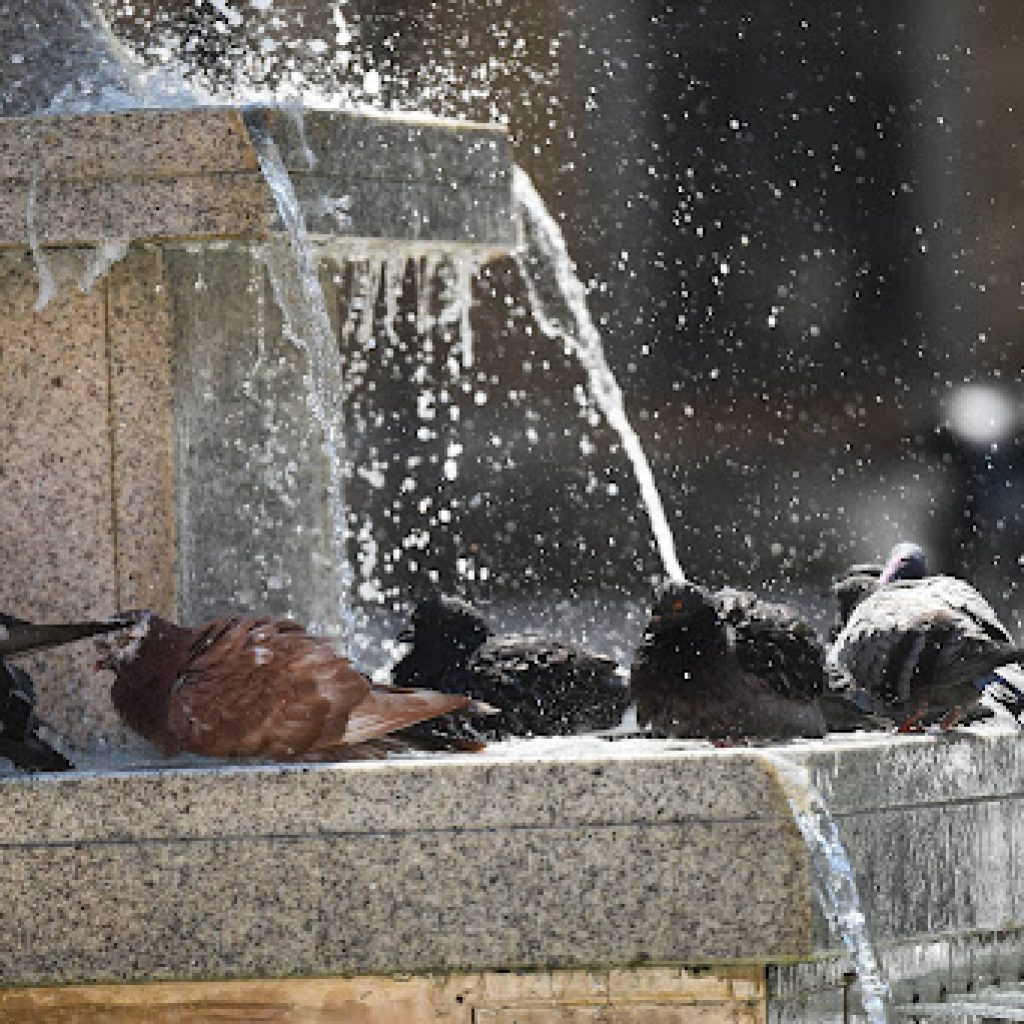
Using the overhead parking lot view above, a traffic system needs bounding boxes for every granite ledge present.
[0,104,516,249]
[0,730,1022,984]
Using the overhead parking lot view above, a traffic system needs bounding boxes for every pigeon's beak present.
[397,627,414,644]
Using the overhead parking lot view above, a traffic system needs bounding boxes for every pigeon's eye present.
[672,600,684,612]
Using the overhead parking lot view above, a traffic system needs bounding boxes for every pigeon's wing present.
[167,618,369,758]
[453,634,626,737]
[337,683,478,748]
[827,577,1016,708]
[715,588,825,701]
[924,576,1015,645]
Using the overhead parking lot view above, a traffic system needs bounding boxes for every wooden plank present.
[0,968,766,1023]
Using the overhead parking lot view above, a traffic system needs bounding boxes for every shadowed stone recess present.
[165,243,344,628]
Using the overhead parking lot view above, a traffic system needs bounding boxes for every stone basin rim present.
[0,101,508,135]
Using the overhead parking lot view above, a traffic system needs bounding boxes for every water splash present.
[511,165,684,583]
[769,754,893,1024]
[245,118,358,647]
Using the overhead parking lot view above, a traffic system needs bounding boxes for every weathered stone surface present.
[0,746,808,984]
[106,246,176,617]
[0,732,1022,987]
[0,248,130,748]
[769,925,1024,1022]
[0,105,516,251]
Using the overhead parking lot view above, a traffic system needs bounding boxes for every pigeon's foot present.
[936,705,967,732]
[896,709,928,734]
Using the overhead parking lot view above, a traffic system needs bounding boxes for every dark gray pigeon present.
[629,580,877,741]
[392,594,629,739]
[827,543,1024,729]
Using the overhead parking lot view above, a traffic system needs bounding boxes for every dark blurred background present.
[100,1,1024,644]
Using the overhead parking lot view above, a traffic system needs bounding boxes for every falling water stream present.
[511,165,685,584]
[245,121,358,645]
[768,754,893,1024]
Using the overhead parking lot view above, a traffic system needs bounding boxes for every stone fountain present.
[0,0,513,750]
[2,5,1024,1023]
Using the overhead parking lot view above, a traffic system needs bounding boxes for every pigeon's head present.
[879,542,928,584]
[398,594,491,655]
[645,580,717,634]
[94,610,153,671]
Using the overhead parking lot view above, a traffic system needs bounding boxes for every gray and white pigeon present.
[827,543,1024,729]
[629,580,878,741]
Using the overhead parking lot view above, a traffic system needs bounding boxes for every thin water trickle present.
[511,165,685,584]
[769,754,893,1024]
[246,120,359,648]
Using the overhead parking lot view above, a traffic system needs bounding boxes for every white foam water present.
[511,165,685,583]
[769,754,893,1024]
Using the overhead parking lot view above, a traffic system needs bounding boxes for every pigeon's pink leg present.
[936,705,966,732]
[896,707,928,733]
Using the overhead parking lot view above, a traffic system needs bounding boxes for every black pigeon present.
[628,580,860,741]
[392,594,629,739]
[827,542,1024,729]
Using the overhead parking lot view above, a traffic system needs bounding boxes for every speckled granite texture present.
[0,247,165,751]
[0,105,515,250]
[0,731,1021,987]
[0,747,810,985]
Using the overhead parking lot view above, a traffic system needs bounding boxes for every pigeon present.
[97,611,492,760]
[629,580,852,741]
[827,542,1024,730]
[0,659,73,772]
[391,594,629,739]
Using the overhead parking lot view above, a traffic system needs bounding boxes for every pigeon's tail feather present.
[0,733,73,772]
[976,662,1024,723]
[336,686,478,746]
[0,617,131,658]
[818,689,892,733]
[939,646,1024,693]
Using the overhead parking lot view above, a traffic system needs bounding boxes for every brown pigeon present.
[99,611,490,760]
